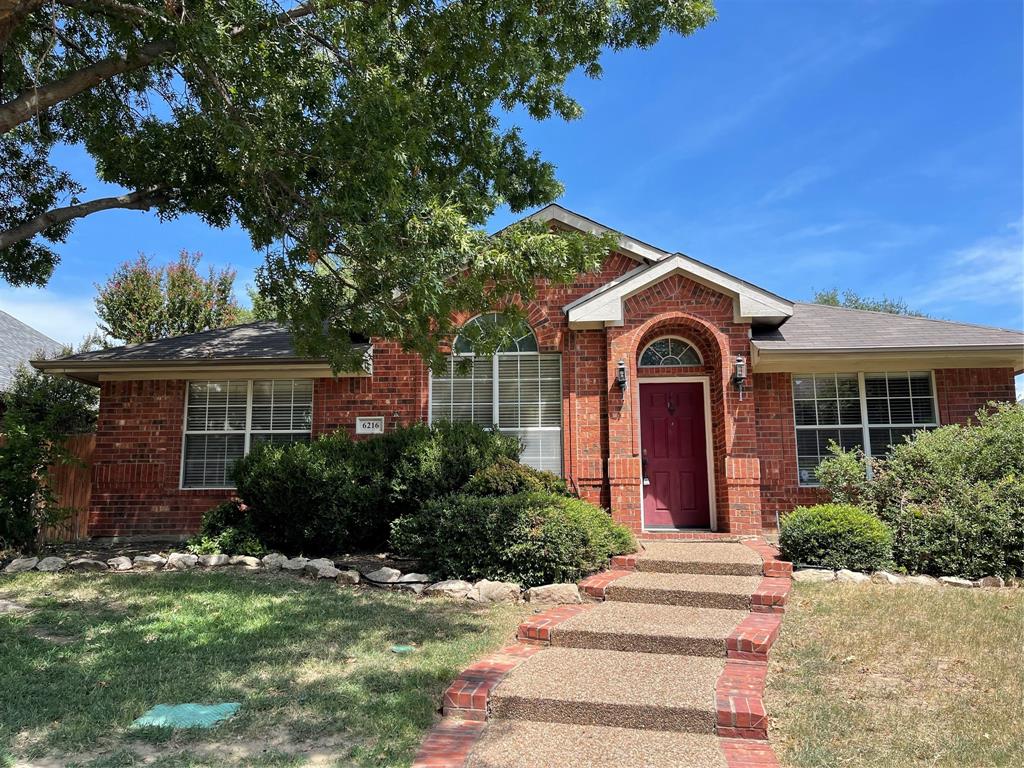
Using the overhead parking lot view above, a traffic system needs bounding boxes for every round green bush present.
[462,457,570,497]
[780,503,893,571]
[231,422,519,554]
[390,491,637,587]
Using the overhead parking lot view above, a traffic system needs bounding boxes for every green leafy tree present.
[813,288,926,317]
[236,285,277,323]
[95,251,241,343]
[0,347,98,550]
[0,1,716,369]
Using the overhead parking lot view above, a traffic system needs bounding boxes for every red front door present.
[640,382,711,529]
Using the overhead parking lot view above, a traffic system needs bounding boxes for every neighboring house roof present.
[0,309,63,390]
[32,322,371,384]
[752,303,1024,371]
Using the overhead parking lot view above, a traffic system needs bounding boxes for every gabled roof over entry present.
[564,253,795,327]
[529,204,794,327]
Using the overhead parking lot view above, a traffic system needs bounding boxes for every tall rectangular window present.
[793,371,938,485]
[430,354,563,475]
[182,379,313,489]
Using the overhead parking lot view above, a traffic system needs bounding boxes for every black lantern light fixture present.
[616,359,628,391]
[732,355,748,400]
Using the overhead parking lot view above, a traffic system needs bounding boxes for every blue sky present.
[2,0,1022,390]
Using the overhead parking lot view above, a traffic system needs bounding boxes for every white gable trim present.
[525,204,671,264]
[566,254,794,327]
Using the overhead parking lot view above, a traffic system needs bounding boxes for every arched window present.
[452,313,538,354]
[638,337,702,367]
[430,313,562,474]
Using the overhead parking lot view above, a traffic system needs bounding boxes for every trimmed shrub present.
[231,421,519,554]
[462,457,570,497]
[817,403,1024,578]
[185,500,266,557]
[780,503,893,571]
[390,491,637,587]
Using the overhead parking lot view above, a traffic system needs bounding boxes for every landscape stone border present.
[1,552,593,607]
[791,567,1013,589]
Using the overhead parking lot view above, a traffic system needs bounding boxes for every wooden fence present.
[0,433,95,544]
[39,434,95,543]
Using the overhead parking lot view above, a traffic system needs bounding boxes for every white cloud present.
[0,287,100,347]
[757,165,833,206]
[912,222,1024,315]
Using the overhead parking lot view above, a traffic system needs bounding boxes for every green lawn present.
[767,582,1024,768]
[0,571,527,768]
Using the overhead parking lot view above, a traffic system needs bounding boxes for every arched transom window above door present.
[638,337,703,368]
[430,313,562,475]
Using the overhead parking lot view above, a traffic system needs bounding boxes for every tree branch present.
[0,1,333,135]
[0,187,166,250]
[0,38,176,133]
[0,0,45,56]
[55,0,168,26]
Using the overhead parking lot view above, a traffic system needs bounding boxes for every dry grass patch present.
[767,583,1024,768]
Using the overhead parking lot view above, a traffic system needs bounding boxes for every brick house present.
[34,205,1024,540]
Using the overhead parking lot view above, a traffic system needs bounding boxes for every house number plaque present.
[355,416,385,434]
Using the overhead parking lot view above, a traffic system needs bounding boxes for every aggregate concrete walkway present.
[460,541,787,768]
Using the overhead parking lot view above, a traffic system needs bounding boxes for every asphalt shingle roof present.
[49,321,368,364]
[752,302,1024,351]
[0,309,63,389]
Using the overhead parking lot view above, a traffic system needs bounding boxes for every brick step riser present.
[635,560,764,577]
[605,587,751,611]
[489,698,718,734]
[551,631,727,657]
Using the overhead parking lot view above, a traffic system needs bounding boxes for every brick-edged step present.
[550,601,748,656]
[489,647,725,733]
[635,541,764,576]
[466,720,728,768]
[605,571,762,610]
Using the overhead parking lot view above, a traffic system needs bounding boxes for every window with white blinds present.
[182,380,313,488]
[793,371,938,486]
[430,317,563,475]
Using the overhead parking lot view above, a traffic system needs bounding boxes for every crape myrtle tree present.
[95,250,241,343]
[0,0,716,370]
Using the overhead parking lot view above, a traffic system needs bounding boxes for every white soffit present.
[565,254,795,327]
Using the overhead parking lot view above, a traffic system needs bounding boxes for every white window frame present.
[637,335,704,368]
[793,370,940,487]
[180,379,313,490]
[428,322,563,475]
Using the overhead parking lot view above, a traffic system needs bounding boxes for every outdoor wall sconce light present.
[732,355,748,400]
[616,359,628,391]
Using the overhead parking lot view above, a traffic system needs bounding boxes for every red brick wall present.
[87,253,638,538]
[85,254,1019,538]
[90,379,230,538]
[602,273,763,534]
[934,367,1016,424]
[752,367,1017,529]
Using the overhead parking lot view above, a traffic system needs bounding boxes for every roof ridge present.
[794,301,1024,336]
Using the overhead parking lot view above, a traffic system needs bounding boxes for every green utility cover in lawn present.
[130,703,240,729]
